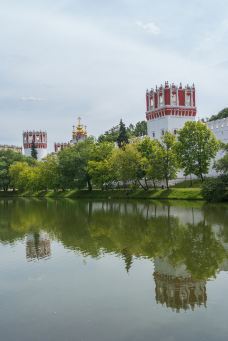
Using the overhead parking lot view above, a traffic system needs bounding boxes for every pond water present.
[0,198,228,341]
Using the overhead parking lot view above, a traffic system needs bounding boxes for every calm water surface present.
[0,198,228,341]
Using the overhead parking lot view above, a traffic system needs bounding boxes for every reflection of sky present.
[0,241,228,341]
[1,1,228,150]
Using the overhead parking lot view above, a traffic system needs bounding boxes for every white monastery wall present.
[147,115,195,141]
[206,117,228,176]
[206,117,228,145]
[23,148,47,160]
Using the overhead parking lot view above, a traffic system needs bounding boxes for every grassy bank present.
[0,188,203,200]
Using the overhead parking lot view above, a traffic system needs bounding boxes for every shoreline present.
[0,188,203,201]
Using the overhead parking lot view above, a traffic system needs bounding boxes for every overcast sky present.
[1,0,228,150]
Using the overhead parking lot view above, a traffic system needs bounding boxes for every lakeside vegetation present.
[0,188,203,200]
[1,120,228,202]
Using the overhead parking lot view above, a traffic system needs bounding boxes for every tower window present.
[171,93,177,105]
[152,132,155,138]
[161,129,165,136]
[159,95,163,106]
[186,94,191,106]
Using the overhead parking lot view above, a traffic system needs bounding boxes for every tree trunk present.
[137,179,147,191]
[152,179,156,189]
[190,174,193,187]
[144,177,149,190]
[165,177,169,189]
[87,179,92,191]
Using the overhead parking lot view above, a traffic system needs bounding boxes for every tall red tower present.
[146,82,196,140]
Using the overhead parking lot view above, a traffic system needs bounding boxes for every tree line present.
[1,120,226,196]
[208,107,228,122]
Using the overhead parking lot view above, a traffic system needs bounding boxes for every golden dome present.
[72,117,87,140]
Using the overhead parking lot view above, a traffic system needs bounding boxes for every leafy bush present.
[201,177,227,202]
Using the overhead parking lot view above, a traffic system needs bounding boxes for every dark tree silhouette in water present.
[122,248,133,273]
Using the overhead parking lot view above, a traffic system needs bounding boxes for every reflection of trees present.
[202,204,228,243]
[0,199,227,281]
[182,222,226,280]
[121,248,133,273]
[0,199,25,243]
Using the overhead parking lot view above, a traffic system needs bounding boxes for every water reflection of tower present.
[153,258,207,312]
[26,232,51,261]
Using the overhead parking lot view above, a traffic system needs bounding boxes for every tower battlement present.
[146,82,197,140]
[146,82,196,121]
[23,131,47,160]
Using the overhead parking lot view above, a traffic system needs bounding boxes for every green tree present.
[92,141,114,161]
[98,120,147,143]
[160,132,179,188]
[138,137,164,188]
[176,121,220,181]
[31,141,38,160]
[202,146,228,202]
[110,143,147,189]
[215,146,228,175]
[88,159,112,190]
[126,121,147,138]
[116,119,129,148]
[0,150,34,191]
[201,177,227,202]
[134,121,147,137]
[98,125,119,143]
[58,138,95,191]
[38,155,61,191]
[9,162,34,191]
[209,108,228,121]
[87,142,114,189]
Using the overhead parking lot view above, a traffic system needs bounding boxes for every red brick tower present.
[146,82,197,139]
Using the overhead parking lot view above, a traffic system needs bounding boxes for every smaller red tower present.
[23,131,47,160]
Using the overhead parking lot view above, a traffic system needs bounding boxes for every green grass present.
[0,188,203,200]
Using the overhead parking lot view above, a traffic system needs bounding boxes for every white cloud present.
[136,21,160,35]
[20,96,45,102]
